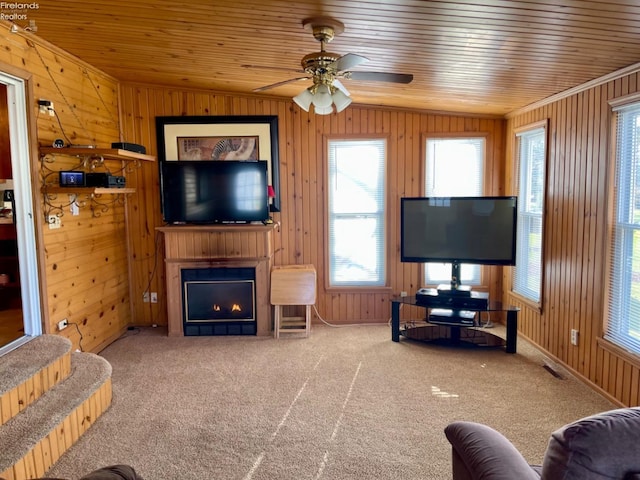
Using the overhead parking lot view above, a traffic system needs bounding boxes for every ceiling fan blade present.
[346,71,414,84]
[253,77,309,92]
[241,64,305,74]
[333,79,351,96]
[332,53,369,72]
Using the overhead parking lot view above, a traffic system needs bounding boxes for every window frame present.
[422,134,487,287]
[603,94,640,357]
[324,135,390,291]
[510,120,548,309]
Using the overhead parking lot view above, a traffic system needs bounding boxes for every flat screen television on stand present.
[159,160,270,224]
[400,196,517,292]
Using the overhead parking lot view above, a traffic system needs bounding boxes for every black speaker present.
[111,142,146,154]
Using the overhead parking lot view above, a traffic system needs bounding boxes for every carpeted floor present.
[45,324,616,480]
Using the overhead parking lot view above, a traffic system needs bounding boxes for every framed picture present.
[156,115,280,212]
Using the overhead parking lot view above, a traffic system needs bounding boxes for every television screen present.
[401,196,517,265]
[159,160,269,224]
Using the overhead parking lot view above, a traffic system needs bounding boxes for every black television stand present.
[391,295,519,353]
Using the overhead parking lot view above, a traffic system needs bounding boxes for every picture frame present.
[155,115,280,212]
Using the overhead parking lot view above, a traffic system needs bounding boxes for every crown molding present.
[505,61,640,119]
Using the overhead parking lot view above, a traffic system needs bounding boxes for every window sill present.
[597,336,640,367]
[325,286,393,294]
[507,291,542,313]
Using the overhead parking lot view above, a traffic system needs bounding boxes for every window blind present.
[327,139,386,286]
[424,137,485,285]
[512,127,546,303]
[605,103,640,354]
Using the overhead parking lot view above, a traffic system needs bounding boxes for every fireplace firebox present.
[181,267,256,336]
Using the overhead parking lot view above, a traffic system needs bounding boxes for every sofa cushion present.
[445,421,540,480]
[2,465,143,480]
[79,465,143,480]
[541,407,640,480]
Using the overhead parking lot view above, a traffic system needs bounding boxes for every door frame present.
[0,65,46,356]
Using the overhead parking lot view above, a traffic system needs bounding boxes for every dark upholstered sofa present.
[6,464,145,480]
[444,407,640,480]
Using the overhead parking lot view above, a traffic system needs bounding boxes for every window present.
[424,137,485,285]
[327,139,386,287]
[512,124,546,303]
[605,102,640,355]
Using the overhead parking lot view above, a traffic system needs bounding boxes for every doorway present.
[0,72,43,355]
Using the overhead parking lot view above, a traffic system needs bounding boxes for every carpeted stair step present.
[0,335,72,426]
[0,351,113,480]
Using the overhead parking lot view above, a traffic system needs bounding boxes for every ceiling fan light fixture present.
[293,88,314,112]
[332,89,352,112]
[294,83,353,115]
[314,104,334,115]
[311,84,333,108]
[259,16,413,114]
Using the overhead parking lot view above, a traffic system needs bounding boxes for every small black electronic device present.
[415,288,489,310]
[109,175,126,187]
[85,173,126,188]
[436,284,472,297]
[59,171,85,187]
[428,308,476,326]
[111,142,146,154]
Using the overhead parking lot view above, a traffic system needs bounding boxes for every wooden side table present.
[270,265,317,338]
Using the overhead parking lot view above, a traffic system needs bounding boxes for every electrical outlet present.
[150,292,158,303]
[57,319,68,331]
[143,292,150,303]
[38,99,54,115]
[571,329,579,346]
[47,215,61,229]
[400,291,408,297]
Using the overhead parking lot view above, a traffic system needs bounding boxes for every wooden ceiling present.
[15,0,640,116]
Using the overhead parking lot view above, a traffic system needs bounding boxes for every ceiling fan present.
[252,17,414,114]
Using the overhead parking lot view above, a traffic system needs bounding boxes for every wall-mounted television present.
[400,196,517,288]
[159,160,269,224]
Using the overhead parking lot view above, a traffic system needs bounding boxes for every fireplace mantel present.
[158,224,278,336]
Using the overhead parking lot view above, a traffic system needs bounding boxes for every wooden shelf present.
[43,186,136,195]
[39,146,152,219]
[39,147,155,162]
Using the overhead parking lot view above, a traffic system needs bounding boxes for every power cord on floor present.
[478,311,494,328]
[312,304,394,328]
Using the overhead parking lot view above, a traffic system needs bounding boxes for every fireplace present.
[158,224,276,337]
[182,267,256,336]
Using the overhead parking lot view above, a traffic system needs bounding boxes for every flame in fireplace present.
[211,303,242,313]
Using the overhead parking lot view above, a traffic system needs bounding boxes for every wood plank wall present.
[505,74,640,407]
[0,24,130,353]
[3,20,637,408]
[118,84,507,329]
